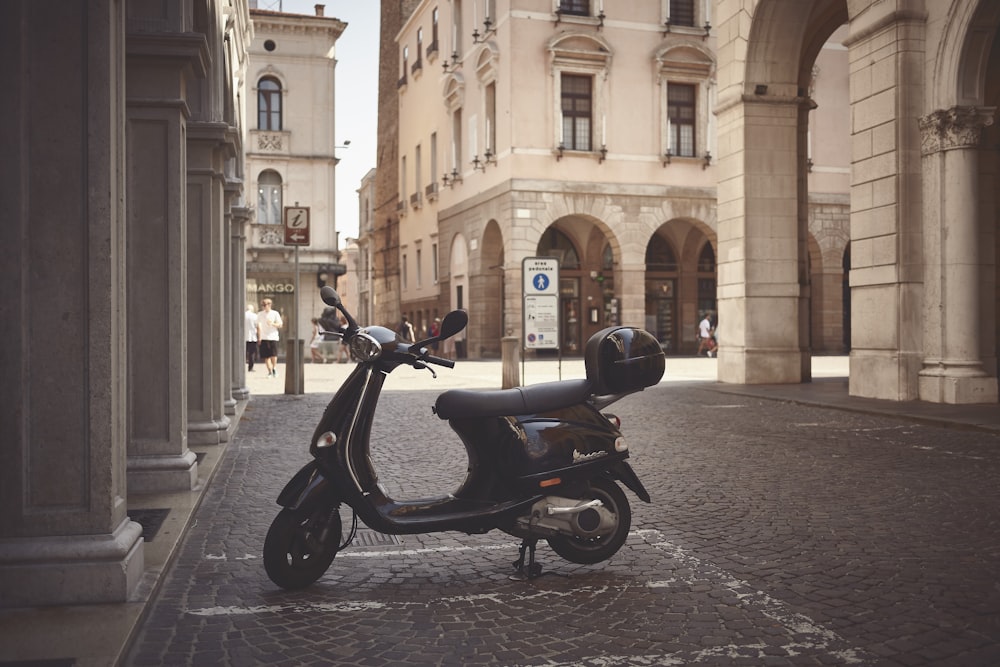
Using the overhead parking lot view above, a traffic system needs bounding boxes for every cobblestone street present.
[126,377,1000,666]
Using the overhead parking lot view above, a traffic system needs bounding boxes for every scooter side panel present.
[514,403,621,476]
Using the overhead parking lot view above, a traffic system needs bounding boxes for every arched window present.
[697,242,715,272]
[645,234,678,271]
[258,77,282,130]
[538,228,580,269]
[257,170,282,225]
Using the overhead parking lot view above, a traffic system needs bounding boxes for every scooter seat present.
[434,379,593,420]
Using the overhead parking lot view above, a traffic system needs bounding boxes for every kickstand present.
[510,539,544,581]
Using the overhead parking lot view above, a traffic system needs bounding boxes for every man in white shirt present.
[257,298,283,377]
[697,313,714,357]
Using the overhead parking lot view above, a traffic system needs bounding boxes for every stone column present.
[0,0,144,606]
[223,177,240,417]
[232,206,252,401]
[187,122,231,444]
[715,94,805,384]
[918,106,999,403]
[123,31,207,492]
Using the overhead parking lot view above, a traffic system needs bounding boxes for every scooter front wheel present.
[263,506,341,589]
[546,477,631,565]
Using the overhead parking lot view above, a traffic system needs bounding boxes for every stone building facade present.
[0,0,253,606]
[382,0,997,404]
[245,7,347,349]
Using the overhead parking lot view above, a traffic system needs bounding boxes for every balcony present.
[396,199,407,217]
[410,191,422,210]
[425,182,439,202]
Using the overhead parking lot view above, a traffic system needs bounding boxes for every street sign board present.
[522,257,560,350]
[283,206,310,246]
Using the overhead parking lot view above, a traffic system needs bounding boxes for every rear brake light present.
[604,413,621,428]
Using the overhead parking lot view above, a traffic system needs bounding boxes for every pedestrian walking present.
[257,298,283,378]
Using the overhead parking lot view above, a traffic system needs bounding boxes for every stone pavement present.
[2,356,999,666]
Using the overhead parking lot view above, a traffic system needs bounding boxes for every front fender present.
[276,461,337,512]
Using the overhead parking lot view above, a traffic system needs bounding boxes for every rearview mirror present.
[439,310,468,339]
[320,286,342,307]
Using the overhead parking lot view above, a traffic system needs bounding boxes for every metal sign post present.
[283,206,310,394]
[522,257,560,382]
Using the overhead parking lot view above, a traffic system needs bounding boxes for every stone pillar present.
[232,207,252,401]
[123,31,207,492]
[917,106,998,403]
[187,122,231,444]
[0,0,144,606]
[715,94,804,383]
[843,9,926,400]
[223,179,240,417]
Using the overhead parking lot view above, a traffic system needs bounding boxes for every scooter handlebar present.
[422,354,455,369]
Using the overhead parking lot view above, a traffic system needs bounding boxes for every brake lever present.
[412,360,437,379]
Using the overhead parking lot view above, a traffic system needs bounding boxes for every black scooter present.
[263,286,665,589]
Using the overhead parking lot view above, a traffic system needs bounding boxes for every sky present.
[256,0,380,246]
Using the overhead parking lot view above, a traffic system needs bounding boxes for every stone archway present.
[715,0,847,384]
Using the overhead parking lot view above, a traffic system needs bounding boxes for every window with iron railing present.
[561,73,592,151]
[669,0,695,27]
[667,83,696,157]
[559,0,590,16]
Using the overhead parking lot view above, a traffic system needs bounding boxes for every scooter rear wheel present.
[546,477,631,565]
[263,506,341,589]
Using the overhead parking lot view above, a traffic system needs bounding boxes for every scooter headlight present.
[349,332,382,362]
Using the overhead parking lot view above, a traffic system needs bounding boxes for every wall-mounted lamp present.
[484,148,497,165]
[442,51,460,73]
[662,148,673,166]
[472,155,485,172]
[598,145,608,163]
[702,151,712,169]
[442,168,462,188]
[597,10,606,29]
[703,21,711,38]
[555,143,565,161]
[662,18,671,35]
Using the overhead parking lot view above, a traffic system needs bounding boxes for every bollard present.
[501,336,521,389]
[284,339,305,395]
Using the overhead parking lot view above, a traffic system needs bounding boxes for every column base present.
[188,416,231,445]
[232,385,250,401]
[0,519,144,608]
[127,449,198,493]
[717,347,804,385]
[919,364,999,404]
[224,397,237,416]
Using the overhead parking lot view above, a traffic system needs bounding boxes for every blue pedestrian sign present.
[523,257,558,295]
[522,257,560,350]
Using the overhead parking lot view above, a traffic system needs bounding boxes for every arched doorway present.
[537,220,616,355]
